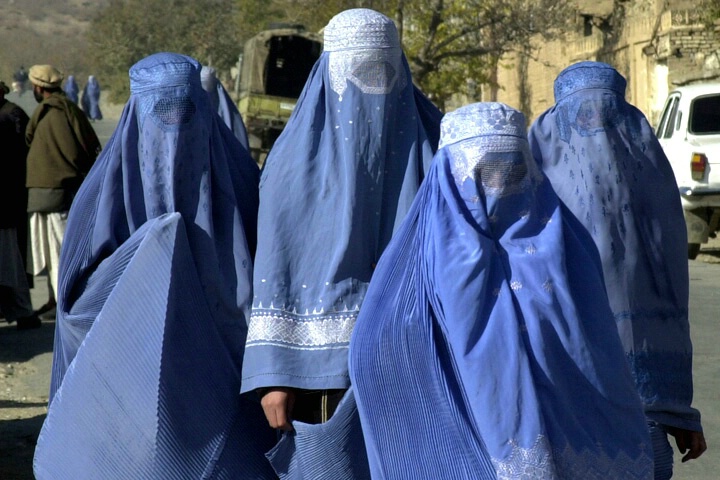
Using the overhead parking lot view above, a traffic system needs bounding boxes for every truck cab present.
[656,83,720,259]
[238,25,322,166]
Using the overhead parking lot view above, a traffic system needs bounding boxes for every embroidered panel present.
[492,435,653,480]
[247,308,358,349]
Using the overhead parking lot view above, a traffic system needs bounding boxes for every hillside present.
[0,0,108,85]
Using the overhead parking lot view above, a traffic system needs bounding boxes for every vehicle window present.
[660,96,680,139]
[656,96,677,138]
[689,94,720,135]
[264,35,322,99]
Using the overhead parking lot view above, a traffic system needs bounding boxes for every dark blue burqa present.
[34,53,276,479]
[349,103,653,479]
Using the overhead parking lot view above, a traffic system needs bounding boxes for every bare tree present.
[274,0,575,107]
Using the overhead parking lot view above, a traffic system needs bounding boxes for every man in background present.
[0,80,39,330]
[25,65,101,318]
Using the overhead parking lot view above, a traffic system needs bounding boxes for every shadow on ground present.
[0,320,55,365]
[0,414,45,480]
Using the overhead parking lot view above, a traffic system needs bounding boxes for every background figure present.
[0,80,40,330]
[201,65,249,150]
[12,66,28,95]
[81,74,103,120]
[33,52,275,479]
[25,64,101,322]
[241,8,442,478]
[63,75,79,104]
[349,102,653,479]
[528,61,706,479]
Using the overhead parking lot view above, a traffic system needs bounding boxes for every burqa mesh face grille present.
[153,96,196,126]
[324,9,406,96]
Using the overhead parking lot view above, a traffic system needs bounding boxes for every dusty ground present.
[0,277,54,480]
[2,244,720,479]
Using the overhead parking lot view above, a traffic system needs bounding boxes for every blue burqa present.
[241,9,441,479]
[64,74,79,104]
[528,62,702,434]
[33,53,276,479]
[242,8,442,393]
[81,74,103,120]
[349,103,653,479]
[202,65,250,150]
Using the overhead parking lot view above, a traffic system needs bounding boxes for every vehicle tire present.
[688,243,701,260]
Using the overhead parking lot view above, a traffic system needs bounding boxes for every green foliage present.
[87,0,244,103]
[87,0,575,105]
[236,0,287,36]
[700,0,720,25]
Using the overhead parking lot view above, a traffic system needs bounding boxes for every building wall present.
[489,0,720,126]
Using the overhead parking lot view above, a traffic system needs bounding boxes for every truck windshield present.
[265,35,321,98]
[690,94,720,135]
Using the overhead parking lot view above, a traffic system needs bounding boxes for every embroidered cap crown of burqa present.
[33,53,275,479]
[242,8,442,392]
[350,102,653,479]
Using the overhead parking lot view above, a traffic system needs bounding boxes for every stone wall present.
[665,11,720,86]
[486,0,720,126]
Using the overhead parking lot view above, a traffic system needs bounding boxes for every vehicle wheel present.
[688,243,701,260]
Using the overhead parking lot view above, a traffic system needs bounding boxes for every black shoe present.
[34,300,56,316]
[16,315,42,330]
[38,306,56,320]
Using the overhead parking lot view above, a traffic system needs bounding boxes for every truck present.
[655,82,720,259]
[237,24,322,165]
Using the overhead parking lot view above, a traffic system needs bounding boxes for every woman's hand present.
[259,387,296,431]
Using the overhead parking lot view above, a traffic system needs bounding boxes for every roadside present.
[0,277,53,480]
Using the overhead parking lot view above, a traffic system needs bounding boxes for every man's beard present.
[33,89,44,103]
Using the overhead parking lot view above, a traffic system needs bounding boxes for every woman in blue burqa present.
[241,8,442,479]
[33,53,278,479]
[201,65,249,150]
[81,74,103,120]
[63,74,79,104]
[349,102,654,479]
[528,61,706,479]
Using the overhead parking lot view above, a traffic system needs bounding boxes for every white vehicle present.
[656,82,720,259]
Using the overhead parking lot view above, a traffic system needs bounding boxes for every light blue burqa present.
[528,62,702,433]
[34,53,275,479]
[202,65,250,150]
[349,103,653,479]
[242,8,442,393]
[81,74,103,120]
[63,75,79,104]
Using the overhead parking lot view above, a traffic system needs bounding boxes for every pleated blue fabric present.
[528,61,702,434]
[265,387,370,479]
[34,53,276,479]
[349,102,654,479]
[202,65,249,150]
[242,8,442,393]
[81,75,103,120]
[63,75,79,104]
